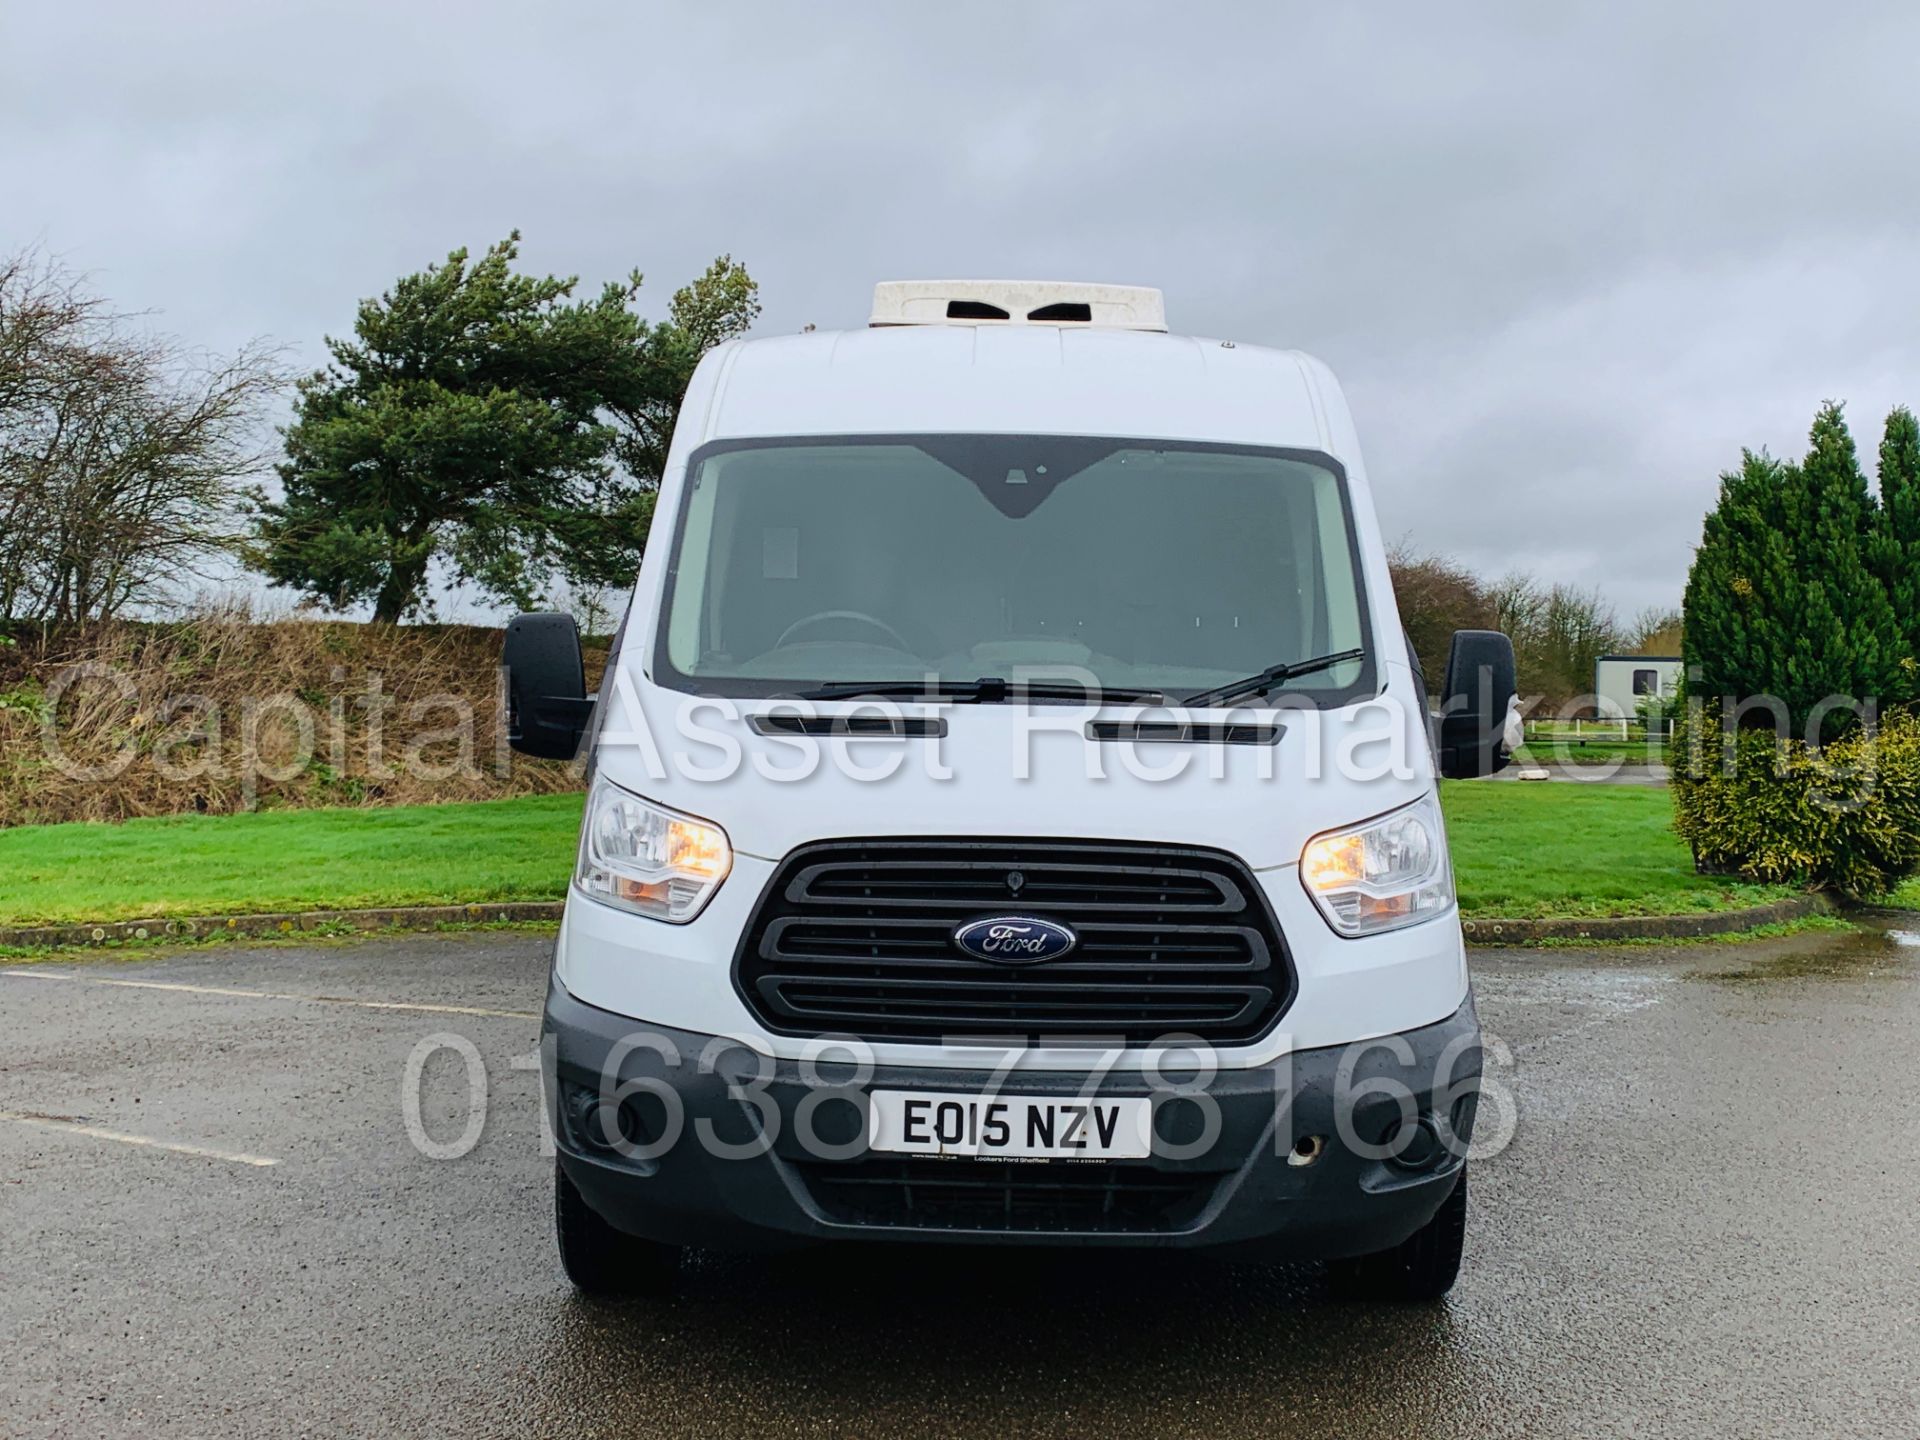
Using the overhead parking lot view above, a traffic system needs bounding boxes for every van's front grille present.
[733,838,1294,1046]
[797,1157,1218,1234]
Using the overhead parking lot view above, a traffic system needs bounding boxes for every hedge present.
[1671,707,1920,899]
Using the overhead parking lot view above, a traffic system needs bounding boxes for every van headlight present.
[576,777,732,923]
[1299,792,1454,937]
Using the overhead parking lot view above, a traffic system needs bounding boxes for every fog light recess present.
[1386,1116,1446,1172]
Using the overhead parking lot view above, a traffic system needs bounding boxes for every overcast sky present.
[8,1,1919,624]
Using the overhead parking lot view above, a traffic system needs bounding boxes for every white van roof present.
[680,282,1359,465]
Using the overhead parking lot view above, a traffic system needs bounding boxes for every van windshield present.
[655,435,1374,703]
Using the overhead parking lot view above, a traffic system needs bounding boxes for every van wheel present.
[555,1161,678,1297]
[1329,1167,1468,1302]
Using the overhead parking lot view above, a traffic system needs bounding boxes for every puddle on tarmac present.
[1688,920,1919,983]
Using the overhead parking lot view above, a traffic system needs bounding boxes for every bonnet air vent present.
[748,714,948,739]
[947,299,1011,321]
[1086,720,1284,745]
[1026,302,1092,323]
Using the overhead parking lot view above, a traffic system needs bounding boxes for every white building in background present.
[1593,654,1683,719]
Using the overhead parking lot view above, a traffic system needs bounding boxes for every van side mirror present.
[503,613,593,760]
[1436,629,1517,779]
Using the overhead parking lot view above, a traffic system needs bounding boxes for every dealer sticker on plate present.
[868,1090,1153,1160]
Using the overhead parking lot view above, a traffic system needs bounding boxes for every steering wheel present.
[775,609,914,652]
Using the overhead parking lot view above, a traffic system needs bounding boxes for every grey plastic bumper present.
[544,976,1480,1259]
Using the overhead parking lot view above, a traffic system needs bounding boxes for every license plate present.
[868,1090,1152,1160]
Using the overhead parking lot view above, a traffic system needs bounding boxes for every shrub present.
[1671,707,1920,898]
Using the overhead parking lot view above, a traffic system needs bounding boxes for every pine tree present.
[1878,407,1920,699]
[1683,404,1903,734]
[1786,403,1902,728]
[250,237,758,622]
[1682,449,1799,716]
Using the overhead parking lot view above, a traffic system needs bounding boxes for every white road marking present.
[0,1110,280,1167]
[0,969,537,1020]
[1475,968,1674,1056]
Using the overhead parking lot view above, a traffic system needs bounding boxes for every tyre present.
[554,1160,679,1297]
[1329,1166,1468,1302]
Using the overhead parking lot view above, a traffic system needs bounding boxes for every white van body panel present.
[559,323,1461,1070]
[708,327,1317,445]
[588,670,1438,871]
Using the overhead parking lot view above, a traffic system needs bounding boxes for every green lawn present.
[1887,878,1920,911]
[0,795,584,926]
[0,782,1822,929]
[1440,781,1793,919]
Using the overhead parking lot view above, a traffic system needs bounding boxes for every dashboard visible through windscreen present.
[655,435,1375,704]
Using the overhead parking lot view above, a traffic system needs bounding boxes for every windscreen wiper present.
[1178,648,1366,710]
[797,677,1165,704]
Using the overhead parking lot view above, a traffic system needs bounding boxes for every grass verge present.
[0,782,1818,931]
[0,918,561,963]
[1503,914,1857,950]
[0,795,583,925]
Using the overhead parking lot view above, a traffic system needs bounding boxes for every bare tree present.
[1386,540,1498,689]
[1627,605,1684,655]
[1490,571,1622,708]
[0,253,97,618]
[0,250,284,623]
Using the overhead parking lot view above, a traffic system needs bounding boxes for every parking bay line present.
[0,1109,281,1167]
[0,969,538,1021]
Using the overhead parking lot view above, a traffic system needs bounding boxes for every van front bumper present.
[544,976,1480,1258]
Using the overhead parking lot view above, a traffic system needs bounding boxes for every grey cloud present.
[7,0,1920,620]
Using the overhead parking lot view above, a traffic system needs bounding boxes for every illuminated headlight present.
[576,777,731,923]
[1299,793,1454,937]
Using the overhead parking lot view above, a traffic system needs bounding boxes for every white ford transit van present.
[508,281,1517,1302]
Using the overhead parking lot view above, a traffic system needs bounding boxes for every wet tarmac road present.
[3,922,1918,1437]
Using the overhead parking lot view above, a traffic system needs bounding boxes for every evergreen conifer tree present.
[1682,449,1799,718]
[1877,406,1920,699]
[1789,402,1903,723]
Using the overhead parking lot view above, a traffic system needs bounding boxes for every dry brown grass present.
[0,614,605,827]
